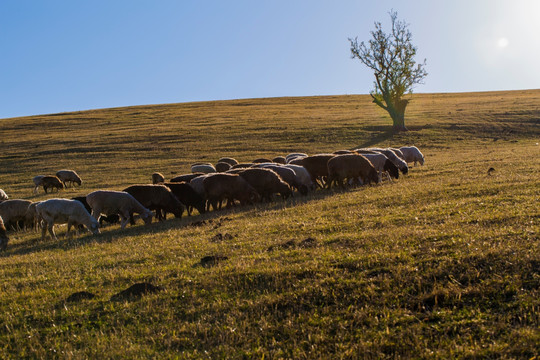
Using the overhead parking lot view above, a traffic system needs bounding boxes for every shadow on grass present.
[354,127,395,149]
[1,183,382,257]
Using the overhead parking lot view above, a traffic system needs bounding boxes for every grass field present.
[0,90,539,358]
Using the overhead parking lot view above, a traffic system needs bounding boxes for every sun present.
[497,37,509,48]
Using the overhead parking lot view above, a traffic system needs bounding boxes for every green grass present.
[0,90,539,358]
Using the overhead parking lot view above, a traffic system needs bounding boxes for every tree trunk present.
[391,99,409,132]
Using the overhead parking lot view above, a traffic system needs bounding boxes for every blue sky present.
[1,0,539,119]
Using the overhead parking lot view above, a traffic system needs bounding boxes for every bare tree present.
[349,10,427,131]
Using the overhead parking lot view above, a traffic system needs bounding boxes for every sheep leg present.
[119,213,129,230]
[40,223,48,241]
[47,223,57,241]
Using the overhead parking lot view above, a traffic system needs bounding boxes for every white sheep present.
[36,198,100,241]
[361,153,400,182]
[33,175,45,194]
[399,146,425,166]
[285,153,308,163]
[0,199,33,230]
[86,190,153,230]
[283,164,316,191]
[191,163,216,174]
[56,170,83,188]
[0,189,8,202]
[362,148,409,175]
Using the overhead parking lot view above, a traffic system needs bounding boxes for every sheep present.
[215,162,232,172]
[36,198,100,241]
[217,157,239,166]
[231,163,254,169]
[272,156,286,164]
[326,154,379,188]
[283,164,316,191]
[399,146,425,166]
[0,199,33,230]
[333,150,356,155]
[41,176,64,193]
[123,184,184,221]
[203,173,260,211]
[0,189,8,202]
[256,164,308,195]
[0,215,8,251]
[289,154,335,188]
[237,168,292,202]
[24,201,42,231]
[365,148,409,175]
[32,175,45,194]
[389,147,405,160]
[191,163,216,174]
[86,190,153,230]
[152,172,165,184]
[72,196,119,226]
[56,170,82,188]
[163,182,206,216]
[361,153,400,182]
[285,153,308,163]
[170,173,204,183]
[189,173,214,198]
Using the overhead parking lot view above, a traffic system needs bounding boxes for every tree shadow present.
[354,126,395,149]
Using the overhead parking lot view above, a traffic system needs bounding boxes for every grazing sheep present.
[36,198,100,241]
[237,168,292,202]
[0,199,33,230]
[283,164,316,191]
[0,216,8,251]
[56,170,82,188]
[72,196,119,226]
[326,154,379,188]
[366,148,409,175]
[389,147,405,160]
[217,157,239,166]
[333,150,356,155]
[215,162,232,172]
[163,182,206,216]
[170,173,204,183]
[285,153,308,163]
[86,190,153,229]
[252,158,273,164]
[361,153,400,182]
[272,156,286,164]
[257,164,308,195]
[152,172,165,184]
[0,189,8,202]
[289,154,335,188]
[25,201,42,231]
[231,163,254,169]
[189,173,214,198]
[399,146,425,166]
[41,176,64,193]
[32,175,45,194]
[191,163,216,174]
[123,184,184,221]
[203,173,260,211]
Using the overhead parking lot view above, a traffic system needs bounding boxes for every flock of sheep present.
[0,146,425,251]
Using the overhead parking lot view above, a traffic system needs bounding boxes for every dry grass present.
[0,90,539,358]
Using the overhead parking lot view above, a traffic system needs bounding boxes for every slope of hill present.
[0,90,538,358]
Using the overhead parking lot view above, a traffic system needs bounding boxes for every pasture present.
[0,90,539,358]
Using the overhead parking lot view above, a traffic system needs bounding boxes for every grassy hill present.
[0,90,539,358]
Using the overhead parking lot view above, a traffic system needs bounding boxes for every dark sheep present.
[170,172,204,183]
[231,163,254,169]
[237,168,292,202]
[123,184,184,221]
[0,215,8,251]
[41,176,64,193]
[252,158,273,164]
[257,164,308,195]
[289,154,335,188]
[203,173,260,211]
[163,182,206,216]
[272,156,286,164]
[326,154,379,188]
[215,162,232,172]
[152,172,165,184]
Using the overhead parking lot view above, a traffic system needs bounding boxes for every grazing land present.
[0,90,539,358]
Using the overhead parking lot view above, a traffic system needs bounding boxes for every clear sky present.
[1,0,539,119]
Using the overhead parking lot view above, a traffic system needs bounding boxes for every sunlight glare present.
[497,37,509,48]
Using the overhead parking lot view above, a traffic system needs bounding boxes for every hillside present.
[0,90,539,358]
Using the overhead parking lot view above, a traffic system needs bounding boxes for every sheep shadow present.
[1,183,380,257]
